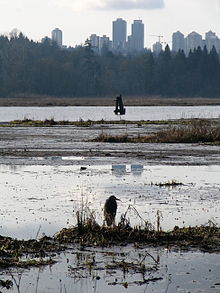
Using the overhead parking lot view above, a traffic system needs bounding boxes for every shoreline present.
[0,96,220,106]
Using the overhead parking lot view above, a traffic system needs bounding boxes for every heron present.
[104,195,120,226]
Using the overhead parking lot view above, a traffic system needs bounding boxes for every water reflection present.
[0,164,24,172]
[4,247,220,293]
[131,164,144,176]
[112,164,144,177]
[112,164,127,177]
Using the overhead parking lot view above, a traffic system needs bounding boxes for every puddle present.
[0,164,220,240]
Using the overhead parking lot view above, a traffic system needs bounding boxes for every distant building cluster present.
[89,18,144,55]
[42,28,65,48]
[42,23,220,56]
[172,30,220,54]
[51,28,62,47]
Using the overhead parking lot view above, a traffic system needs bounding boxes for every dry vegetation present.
[55,211,220,252]
[92,119,220,144]
[0,210,220,270]
[1,118,174,127]
[1,96,220,107]
[146,119,220,143]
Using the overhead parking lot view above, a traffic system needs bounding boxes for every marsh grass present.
[0,235,60,268]
[55,208,220,252]
[1,96,220,107]
[9,118,62,127]
[93,132,130,143]
[152,180,183,187]
[92,119,220,144]
[0,211,220,270]
[6,118,166,127]
[147,119,220,143]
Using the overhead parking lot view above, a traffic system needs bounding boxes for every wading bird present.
[104,195,120,226]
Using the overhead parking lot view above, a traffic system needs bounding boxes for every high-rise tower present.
[128,20,144,53]
[112,18,127,52]
[185,31,203,54]
[205,30,219,52]
[51,28,63,47]
[172,31,185,52]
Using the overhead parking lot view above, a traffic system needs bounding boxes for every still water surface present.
[5,248,220,293]
[0,105,220,121]
[0,163,219,240]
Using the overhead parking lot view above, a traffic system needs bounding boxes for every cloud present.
[53,0,165,11]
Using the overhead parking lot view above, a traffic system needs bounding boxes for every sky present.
[0,0,220,49]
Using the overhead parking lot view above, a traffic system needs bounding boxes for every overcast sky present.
[0,0,219,49]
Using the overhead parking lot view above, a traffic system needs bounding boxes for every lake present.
[0,105,220,122]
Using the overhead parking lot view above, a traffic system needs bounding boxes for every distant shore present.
[0,96,220,107]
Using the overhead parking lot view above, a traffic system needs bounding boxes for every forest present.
[0,32,220,98]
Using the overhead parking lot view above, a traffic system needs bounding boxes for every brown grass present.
[92,119,220,144]
[1,95,220,106]
[0,210,219,270]
[93,132,130,143]
[55,214,220,251]
[146,119,220,143]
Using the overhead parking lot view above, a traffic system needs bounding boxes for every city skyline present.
[39,21,220,57]
[0,0,219,49]
[89,22,220,55]
[89,18,145,55]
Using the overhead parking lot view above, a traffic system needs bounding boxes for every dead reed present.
[146,119,220,143]
[92,119,220,144]
[0,210,220,270]
[55,208,220,252]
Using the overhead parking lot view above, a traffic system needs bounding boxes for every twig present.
[35,225,42,240]
[9,269,25,293]
[34,267,41,293]
[124,204,153,228]
[140,250,159,265]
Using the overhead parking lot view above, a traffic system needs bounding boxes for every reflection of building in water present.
[3,165,24,172]
[131,164,144,176]
[112,164,127,177]
[112,164,144,177]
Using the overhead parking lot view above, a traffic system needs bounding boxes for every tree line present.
[0,32,220,98]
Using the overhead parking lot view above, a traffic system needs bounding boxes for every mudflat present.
[0,121,220,165]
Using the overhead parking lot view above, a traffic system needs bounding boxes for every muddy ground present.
[0,122,220,166]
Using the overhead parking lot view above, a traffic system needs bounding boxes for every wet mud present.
[0,123,220,166]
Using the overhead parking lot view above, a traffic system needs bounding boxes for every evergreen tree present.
[0,33,220,98]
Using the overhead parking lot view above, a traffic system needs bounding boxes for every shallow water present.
[0,105,220,122]
[0,163,219,240]
[1,162,220,292]
[4,247,220,293]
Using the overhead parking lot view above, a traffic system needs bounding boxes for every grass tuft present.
[55,209,220,252]
[92,119,220,144]
[0,209,219,269]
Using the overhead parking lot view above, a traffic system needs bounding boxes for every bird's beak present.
[116,197,121,201]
